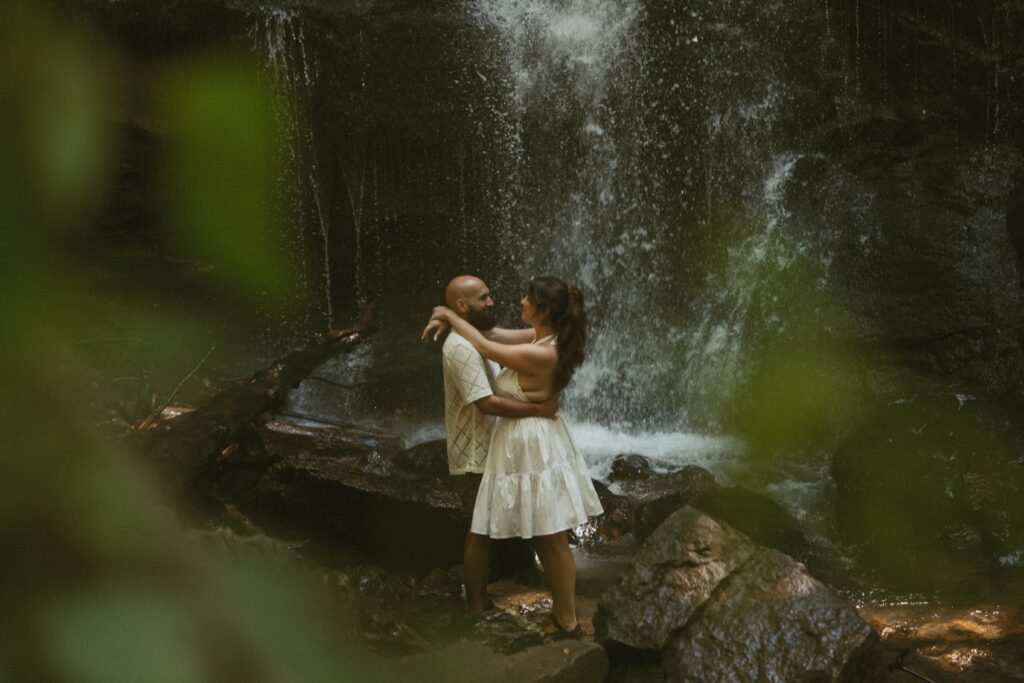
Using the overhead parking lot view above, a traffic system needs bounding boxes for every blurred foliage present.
[709,210,1024,596]
[832,394,1024,594]
[161,56,285,295]
[0,1,377,679]
[723,259,868,454]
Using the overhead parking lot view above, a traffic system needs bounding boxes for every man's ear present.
[453,298,469,315]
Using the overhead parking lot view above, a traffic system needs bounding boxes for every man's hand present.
[421,318,449,342]
[532,394,560,419]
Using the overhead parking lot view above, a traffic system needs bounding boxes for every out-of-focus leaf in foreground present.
[0,2,371,680]
[161,55,286,295]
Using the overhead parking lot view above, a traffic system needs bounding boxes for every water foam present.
[569,422,745,481]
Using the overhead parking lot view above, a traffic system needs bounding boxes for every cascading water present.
[251,9,377,428]
[250,9,334,328]
[467,0,755,477]
[468,0,843,488]
[471,0,672,427]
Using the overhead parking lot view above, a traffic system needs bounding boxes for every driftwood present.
[142,306,376,495]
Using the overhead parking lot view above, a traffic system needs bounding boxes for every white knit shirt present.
[442,332,498,474]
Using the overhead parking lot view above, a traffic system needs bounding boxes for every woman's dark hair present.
[527,276,587,391]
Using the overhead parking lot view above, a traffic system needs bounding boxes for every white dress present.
[470,335,604,539]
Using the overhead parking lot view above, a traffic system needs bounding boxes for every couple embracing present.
[422,275,604,639]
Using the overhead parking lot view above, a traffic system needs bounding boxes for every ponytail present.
[527,277,587,391]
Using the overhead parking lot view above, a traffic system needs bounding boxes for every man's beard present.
[467,307,496,331]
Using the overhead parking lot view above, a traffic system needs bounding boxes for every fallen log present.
[141,306,376,496]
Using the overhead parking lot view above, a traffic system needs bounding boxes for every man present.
[423,275,557,614]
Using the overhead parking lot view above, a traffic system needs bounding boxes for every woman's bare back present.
[516,337,558,402]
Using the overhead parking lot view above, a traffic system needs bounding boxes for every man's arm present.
[475,394,559,419]
[433,308,554,374]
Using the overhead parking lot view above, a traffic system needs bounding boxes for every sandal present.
[548,614,582,640]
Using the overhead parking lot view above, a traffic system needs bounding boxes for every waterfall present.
[472,0,668,428]
[472,0,839,432]
[676,153,804,413]
[246,0,839,447]
[250,9,334,327]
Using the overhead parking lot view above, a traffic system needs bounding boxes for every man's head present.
[445,275,496,331]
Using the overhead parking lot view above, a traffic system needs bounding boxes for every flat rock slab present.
[386,640,608,683]
[596,507,885,682]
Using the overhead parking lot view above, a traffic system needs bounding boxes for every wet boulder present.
[630,465,719,539]
[629,465,809,560]
[570,480,635,545]
[596,507,757,651]
[609,453,653,481]
[596,507,884,682]
[662,548,885,683]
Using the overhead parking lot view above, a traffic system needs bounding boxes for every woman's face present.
[520,295,538,325]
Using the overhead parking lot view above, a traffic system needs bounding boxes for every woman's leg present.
[531,531,577,629]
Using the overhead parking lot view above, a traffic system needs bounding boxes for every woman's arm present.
[421,318,534,345]
[432,307,554,374]
[483,327,536,345]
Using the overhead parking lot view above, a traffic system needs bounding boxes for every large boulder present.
[596,507,884,682]
[662,549,884,683]
[596,507,756,652]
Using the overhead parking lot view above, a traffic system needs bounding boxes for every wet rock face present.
[596,507,885,683]
[642,0,1024,404]
[832,395,1024,590]
[783,140,1024,394]
[78,0,1024,403]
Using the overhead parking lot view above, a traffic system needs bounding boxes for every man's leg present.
[451,473,491,613]
[464,531,491,613]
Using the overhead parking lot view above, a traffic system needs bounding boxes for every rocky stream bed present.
[136,396,1024,682]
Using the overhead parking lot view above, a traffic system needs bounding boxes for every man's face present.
[464,283,496,331]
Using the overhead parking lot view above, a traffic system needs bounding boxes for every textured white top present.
[442,331,498,474]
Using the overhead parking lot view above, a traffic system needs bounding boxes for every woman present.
[430,276,603,638]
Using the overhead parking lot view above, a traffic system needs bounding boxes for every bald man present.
[425,275,557,614]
